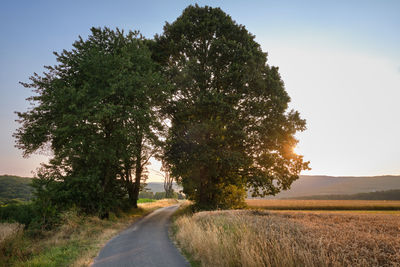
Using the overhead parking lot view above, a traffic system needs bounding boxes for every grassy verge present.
[169,201,201,267]
[0,199,178,266]
[172,209,400,267]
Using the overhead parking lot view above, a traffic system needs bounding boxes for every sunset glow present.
[1,1,399,181]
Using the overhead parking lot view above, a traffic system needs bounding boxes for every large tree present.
[14,27,168,215]
[155,5,309,209]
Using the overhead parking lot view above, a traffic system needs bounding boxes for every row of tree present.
[14,5,309,217]
[138,190,185,200]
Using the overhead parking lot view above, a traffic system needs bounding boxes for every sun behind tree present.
[156,5,310,210]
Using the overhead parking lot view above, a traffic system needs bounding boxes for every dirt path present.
[92,205,189,267]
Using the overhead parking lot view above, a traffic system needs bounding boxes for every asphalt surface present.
[92,205,189,267]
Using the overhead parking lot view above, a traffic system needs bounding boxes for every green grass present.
[0,200,179,266]
[14,241,84,267]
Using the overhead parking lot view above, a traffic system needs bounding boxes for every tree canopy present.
[156,5,309,209]
[14,27,169,216]
[15,5,309,214]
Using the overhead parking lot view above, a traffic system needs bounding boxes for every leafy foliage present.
[14,5,310,213]
[138,190,185,200]
[0,203,35,226]
[156,5,309,209]
[14,27,169,216]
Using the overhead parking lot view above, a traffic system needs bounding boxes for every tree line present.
[138,191,185,200]
[14,5,309,221]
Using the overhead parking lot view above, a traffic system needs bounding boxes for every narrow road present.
[92,205,189,267]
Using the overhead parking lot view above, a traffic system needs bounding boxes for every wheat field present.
[173,210,400,267]
[246,199,400,210]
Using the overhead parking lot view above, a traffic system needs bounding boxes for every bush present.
[0,203,36,226]
[216,184,247,209]
[154,192,166,200]
[193,184,247,210]
[0,202,61,232]
[138,191,155,199]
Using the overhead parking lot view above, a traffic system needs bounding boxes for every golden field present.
[246,199,400,210]
[173,209,400,267]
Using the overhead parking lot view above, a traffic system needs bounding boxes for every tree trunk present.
[164,170,173,198]
[131,136,143,208]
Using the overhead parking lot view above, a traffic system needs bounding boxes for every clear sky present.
[1,0,399,181]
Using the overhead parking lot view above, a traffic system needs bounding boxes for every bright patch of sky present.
[1,0,399,180]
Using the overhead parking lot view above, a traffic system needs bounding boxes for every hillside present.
[264,175,400,199]
[0,176,180,204]
[0,175,33,204]
[289,189,400,200]
[2,174,400,202]
[148,176,400,199]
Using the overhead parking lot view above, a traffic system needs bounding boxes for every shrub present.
[215,184,247,209]
[0,203,35,226]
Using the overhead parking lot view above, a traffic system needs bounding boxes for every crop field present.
[173,209,400,267]
[246,199,400,210]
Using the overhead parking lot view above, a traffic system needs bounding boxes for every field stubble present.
[246,199,400,210]
[173,208,400,267]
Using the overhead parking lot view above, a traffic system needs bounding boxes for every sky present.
[0,0,399,181]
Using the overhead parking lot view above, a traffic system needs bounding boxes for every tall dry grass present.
[0,223,23,243]
[138,198,179,209]
[0,199,179,266]
[246,199,400,210]
[173,210,400,267]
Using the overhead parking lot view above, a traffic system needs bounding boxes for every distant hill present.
[0,175,181,204]
[2,174,399,202]
[148,176,400,199]
[0,175,33,204]
[289,189,400,200]
[261,175,400,199]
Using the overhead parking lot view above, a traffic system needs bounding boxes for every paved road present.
[92,205,189,267]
